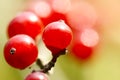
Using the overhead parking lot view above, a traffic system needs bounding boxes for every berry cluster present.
[3,0,100,80]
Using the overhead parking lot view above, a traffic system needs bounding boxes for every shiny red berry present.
[25,72,48,80]
[4,34,38,69]
[42,20,73,54]
[7,11,43,40]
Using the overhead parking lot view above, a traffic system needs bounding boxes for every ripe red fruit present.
[72,41,93,60]
[25,0,68,26]
[25,72,48,80]
[42,20,73,54]
[4,34,38,69]
[7,11,43,40]
[42,12,67,26]
[42,0,70,26]
[71,28,99,60]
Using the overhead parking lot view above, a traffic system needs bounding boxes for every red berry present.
[25,72,48,80]
[71,28,99,60]
[42,20,73,54]
[72,41,93,60]
[8,11,43,40]
[42,0,70,26]
[4,34,38,69]
[26,0,67,26]
[42,12,67,26]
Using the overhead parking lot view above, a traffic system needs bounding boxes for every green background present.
[1,0,120,80]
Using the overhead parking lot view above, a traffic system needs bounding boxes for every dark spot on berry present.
[10,48,16,55]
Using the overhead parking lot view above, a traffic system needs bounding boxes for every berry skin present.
[41,12,67,26]
[25,72,48,80]
[4,34,38,69]
[42,20,73,54]
[7,11,43,40]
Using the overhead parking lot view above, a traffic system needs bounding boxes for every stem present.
[36,59,44,69]
[35,49,67,73]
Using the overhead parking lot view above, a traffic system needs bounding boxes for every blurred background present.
[1,0,120,80]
